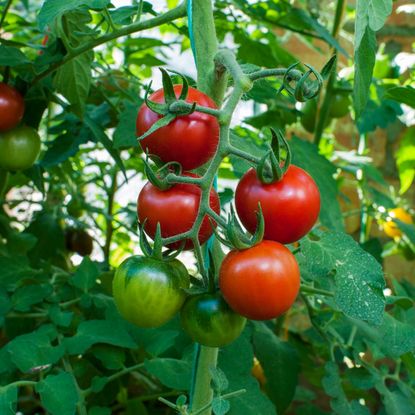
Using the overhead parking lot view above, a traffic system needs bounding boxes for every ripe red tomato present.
[136,85,219,170]
[219,240,300,320]
[0,83,25,132]
[235,165,320,244]
[137,175,220,249]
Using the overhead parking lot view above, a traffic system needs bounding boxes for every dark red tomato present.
[235,165,320,244]
[137,175,220,249]
[0,83,25,132]
[219,240,300,320]
[136,85,219,170]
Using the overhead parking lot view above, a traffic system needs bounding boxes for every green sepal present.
[139,219,153,257]
[137,113,176,142]
[144,81,169,115]
[143,153,173,191]
[152,223,164,260]
[160,67,177,104]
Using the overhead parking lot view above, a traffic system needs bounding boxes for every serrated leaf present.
[301,232,385,324]
[144,358,192,390]
[71,257,99,292]
[36,372,79,415]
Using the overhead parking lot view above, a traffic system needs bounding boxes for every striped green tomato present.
[112,255,190,328]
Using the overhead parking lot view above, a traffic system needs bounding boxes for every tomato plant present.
[235,166,320,244]
[180,292,246,347]
[137,174,220,249]
[0,126,41,171]
[219,241,300,320]
[137,85,219,170]
[0,83,25,132]
[113,255,190,328]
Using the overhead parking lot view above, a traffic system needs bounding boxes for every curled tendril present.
[280,62,323,102]
[143,151,182,191]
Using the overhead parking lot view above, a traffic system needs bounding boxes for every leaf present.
[113,100,141,149]
[64,320,137,354]
[385,86,415,108]
[252,322,299,414]
[71,257,99,292]
[368,0,393,32]
[301,232,385,324]
[11,284,53,312]
[0,385,17,415]
[144,358,192,390]
[212,397,231,415]
[0,255,38,290]
[396,126,415,194]
[0,46,30,66]
[210,367,229,394]
[36,372,79,415]
[41,133,86,167]
[375,381,415,415]
[291,137,344,232]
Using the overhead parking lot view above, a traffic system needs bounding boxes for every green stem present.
[301,285,334,297]
[191,389,246,415]
[32,2,187,85]
[0,0,13,31]
[1,380,37,389]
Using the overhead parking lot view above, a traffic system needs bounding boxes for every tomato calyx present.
[214,204,264,250]
[143,152,182,191]
[138,68,196,142]
[257,129,292,184]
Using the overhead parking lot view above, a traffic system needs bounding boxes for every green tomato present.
[300,99,329,133]
[180,292,246,347]
[67,198,84,218]
[0,126,41,171]
[329,93,350,118]
[113,255,190,328]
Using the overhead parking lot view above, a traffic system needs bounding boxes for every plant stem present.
[301,285,334,297]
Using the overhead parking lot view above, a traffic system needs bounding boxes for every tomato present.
[136,85,219,170]
[137,175,220,249]
[235,166,320,244]
[0,126,41,171]
[300,98,329,133]
[67,198,84,218]
[329,93,350,118]
[219,240,300,320]
[0,83,25,132]
[180,292,246,347]
[383,208,413,239]
[113,255,189,328]
[65,228,94,256]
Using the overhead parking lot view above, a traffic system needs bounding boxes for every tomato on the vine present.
[136,85,219,170]
[0,83,25,132]
[329,92,350,119]
[180,292,246,347]
[0,126,41,171]
[113,255,190,328]
[300,98,329,133]
[382,208,413,239]
[235,165,320,244]
[137,174,220,249]
[219,240,300,320]
[65,228,93,256]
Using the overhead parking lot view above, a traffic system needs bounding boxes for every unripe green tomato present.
[0,126,41,171]
[180,292,246,347]
[329,93,350,118]
[67,198,84,218]
[300,99,329,133]
[113,255,190,328]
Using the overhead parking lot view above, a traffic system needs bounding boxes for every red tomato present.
[0,83,25,132]
[136,85,219,170]
[219,240,300,320]
[235,165,320,244]
[137,175,220,249]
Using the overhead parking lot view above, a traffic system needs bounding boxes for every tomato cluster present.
[0,83,41,172]
[112,82,320,348]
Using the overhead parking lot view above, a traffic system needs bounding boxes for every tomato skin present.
[0,83,25,132]
[180,292,246,347]
[113,255,190,328]
[65,229,93,256]
[219,241,300,320]
[0,126,41,171]
[136,85,219,170]
[329,93,350,118]
[383,208,413,239]
[137,175,220,249]
[235,166,320,244]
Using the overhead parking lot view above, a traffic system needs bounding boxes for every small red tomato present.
[219,240,300,320]
[137,174,220,249]
[235,165,320,244]
[0,83,25,132]
[136,85,219,170]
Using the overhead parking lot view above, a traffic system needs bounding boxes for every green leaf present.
[368,0,393,32]
[48,305,74,327]
[0,255,38,290]
[12,284,53,312]
[210,367,229,394]
[212,397,231,415]
[385,86,415,108]
[38,0,110,30]
[92,345,125,370]
[396,126,415,194]
[0,385,17,415]
[375,380,415,415]
[36,372,79,415]
[6,325,64,372]
[0,46,30,66]
[322,362,371,415]
[291,137,344,232]
[144,358,192,390]
[113,100,141,149]
[64,320,137,354]
[88,407,111,415]
[71,257,99,292]
[252,322,299,414]
[301,232,385,324]
[41,133,86,167]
